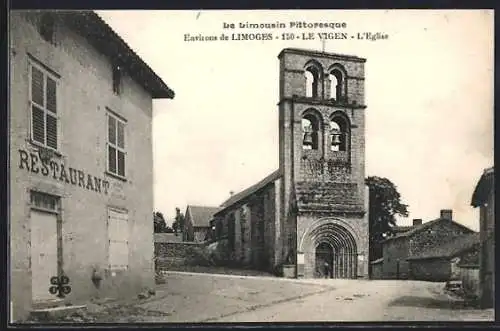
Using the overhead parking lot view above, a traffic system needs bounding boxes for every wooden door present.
[30,210,58,302]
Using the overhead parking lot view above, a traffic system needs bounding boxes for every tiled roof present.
[295,182,364,213]
[186,205,221,227]
[384,218,474,241]
[407,232,480,260]
[471,167,494,207]
[217,170,281,213]
[59,11,174,99]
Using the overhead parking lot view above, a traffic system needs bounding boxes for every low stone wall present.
[154,238,230,271]
[154,242,207,270]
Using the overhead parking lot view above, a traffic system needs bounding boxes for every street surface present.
[76,271,494,323]
[25,270,493,323]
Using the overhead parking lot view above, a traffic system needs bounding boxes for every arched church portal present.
[305,221,358,279]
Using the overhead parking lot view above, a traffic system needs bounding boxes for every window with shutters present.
[107,111,126,178]
[29,61,59,150]
[107,208,129,270]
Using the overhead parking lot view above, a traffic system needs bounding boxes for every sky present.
[97,10,494,230]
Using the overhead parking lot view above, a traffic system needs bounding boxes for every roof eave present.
[216,170,281,214]
[62,11,175,100]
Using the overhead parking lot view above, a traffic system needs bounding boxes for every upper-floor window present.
[29,61,59,150]
[112,64,122,95]
[107,111,126,178]
[39,13,55,44]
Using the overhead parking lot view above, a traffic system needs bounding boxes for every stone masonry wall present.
[278,49,367,278]
[154,242,208,270]
[383,220,473,280]
[383,238,410,279]
[408,258,451,282]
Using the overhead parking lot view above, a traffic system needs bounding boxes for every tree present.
[153,211,167,233]
[365,176,409,262]
[172,207,185,236]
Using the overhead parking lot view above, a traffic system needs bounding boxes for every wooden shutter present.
[108,146,116,173]
[46,114,57,149]
[108,209,129,270]
[46,77,57,113]
[32,105,45,144]
[31,66,44,106]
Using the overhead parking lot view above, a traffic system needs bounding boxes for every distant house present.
[471,166,495,309]
[368,223,416,279]
[381,210,474,279]
[184,205,221,242]
[407,232,480,282]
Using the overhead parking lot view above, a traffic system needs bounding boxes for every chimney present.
[413,219,422,226]
[440,209,453,220]
[229,191,234,196]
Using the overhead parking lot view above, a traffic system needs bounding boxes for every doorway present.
[29,191,61,304]
[315,242,333,278]
[30,209,58,302]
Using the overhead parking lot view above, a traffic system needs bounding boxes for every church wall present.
[213,182,279,272]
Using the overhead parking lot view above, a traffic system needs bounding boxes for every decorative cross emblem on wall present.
[49,275,72,298]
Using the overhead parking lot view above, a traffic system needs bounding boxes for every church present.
[211,48,369,279]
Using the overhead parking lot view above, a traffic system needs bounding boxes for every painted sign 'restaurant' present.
[18,149,111,194]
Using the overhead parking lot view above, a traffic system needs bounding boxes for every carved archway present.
[300,218,359,279]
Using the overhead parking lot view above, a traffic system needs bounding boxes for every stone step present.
[30,305,87,321]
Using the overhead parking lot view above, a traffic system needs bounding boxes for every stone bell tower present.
[277,48,369,279]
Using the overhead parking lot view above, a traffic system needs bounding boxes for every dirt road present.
[33,271,494,323]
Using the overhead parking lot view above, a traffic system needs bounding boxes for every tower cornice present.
[277,96,367,109]
[278,48,367,63]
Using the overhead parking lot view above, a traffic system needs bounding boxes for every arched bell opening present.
[327,64,347,102]
[329,113,350,152]
[301,111,322,151]
[304,62,322,98]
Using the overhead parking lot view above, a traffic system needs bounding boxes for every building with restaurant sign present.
[9,10,174,321]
